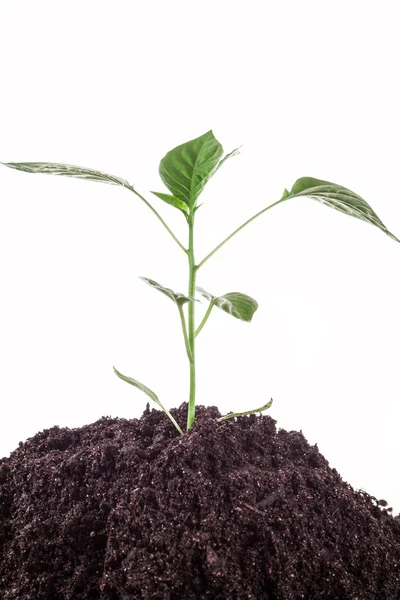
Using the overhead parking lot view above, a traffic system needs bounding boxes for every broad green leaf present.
[141,277,197,306]
[282,177,400,243]
[196,287,258,322]
[150,191,189,215]
[215,146,241,173]
[2,162,132,190]
[158,130,223,210]
[217,399,273,422]
[113,366,184,435]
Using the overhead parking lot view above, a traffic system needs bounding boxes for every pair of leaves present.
[141,276,258,324]
[114,365,272,434]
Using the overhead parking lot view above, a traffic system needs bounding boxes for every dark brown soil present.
[0,403,399,599]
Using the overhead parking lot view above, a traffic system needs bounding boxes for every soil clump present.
[0,403,399,599]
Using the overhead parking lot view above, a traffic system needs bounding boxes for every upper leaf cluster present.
[152,130,239,215]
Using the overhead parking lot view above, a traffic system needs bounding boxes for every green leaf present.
[158,130,223,210]
[1,162,132,190]
[141,277,197,306]
[150,191,189,215]
[113,366,184,435]
[282,177,400,243]
[216,399,273,422]
[196,287,258,322]
[215,146,241,172]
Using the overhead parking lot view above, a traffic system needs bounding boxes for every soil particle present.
[0,403,399,599]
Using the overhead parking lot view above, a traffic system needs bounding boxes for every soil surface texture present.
[0,403,399,599]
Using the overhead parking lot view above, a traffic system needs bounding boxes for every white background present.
[1,1,399,514]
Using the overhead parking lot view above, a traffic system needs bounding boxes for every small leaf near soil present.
[217,398,273,421]
[113,366,183,435]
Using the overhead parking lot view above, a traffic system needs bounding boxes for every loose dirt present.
[1,404,399,599]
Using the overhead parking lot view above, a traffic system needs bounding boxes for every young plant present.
[2,131,399,434]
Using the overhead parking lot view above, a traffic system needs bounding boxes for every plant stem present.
[128,186,187,253]
[186,212,197,430]
[197,197,287,269]
[195,300,215,337]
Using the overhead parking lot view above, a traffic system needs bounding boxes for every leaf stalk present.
[195,300,215,337]
[178,304,193,362]
[128,186,187,253]
[197,197,287,269]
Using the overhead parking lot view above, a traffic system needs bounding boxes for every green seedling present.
[2,131,399,433]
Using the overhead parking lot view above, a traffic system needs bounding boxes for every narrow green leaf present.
[196,287,258,322]
[150,191,189,215]
[113,366,184,435]
[217,399,273,422]
[158,130,223,210]
[2,162,132,190]
[141,277,197,306]
[215,146,241,172]
[282,177,400,243]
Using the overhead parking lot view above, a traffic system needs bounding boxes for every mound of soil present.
[0,403,399,599]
